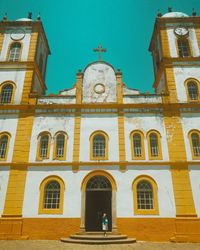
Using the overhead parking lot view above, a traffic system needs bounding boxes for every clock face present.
[174,27,189,36]
[10,28,25,41]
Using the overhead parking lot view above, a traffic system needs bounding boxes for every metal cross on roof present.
[93,45,107,61]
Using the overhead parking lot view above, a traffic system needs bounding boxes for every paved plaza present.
[0,241,200,250]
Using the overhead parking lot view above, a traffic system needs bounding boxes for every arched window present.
[187,81,199,101]
[189,131,200,159]
[53,132,67,160]
[132,176,159,215]
[0,134,9,160]
[137,181,153,209]
[8,42,21,61]
[36,132,51,160]
[90,131,108,160]
[130,131,145,159]
[147,131,162,160]
[0,84,14,104]
[39,176,65,214]
[177,38,190,57]
[44,181,60,209]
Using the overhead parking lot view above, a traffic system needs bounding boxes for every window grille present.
[44,181,60,209]
[137,181,153,209]
[93,135,106,157]
[0,84,13,104]
[178,39,190,57]
[56,134,65,158]
[86,176,111,191]
[133,134,142,157]
[188,82,198,100]
[40,135,49,158]
[150,133,158,157]
[0,135,8,159]
[191,133,200,156]
[9,43,21,61]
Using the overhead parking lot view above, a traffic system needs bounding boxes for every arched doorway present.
[85,175,112,231]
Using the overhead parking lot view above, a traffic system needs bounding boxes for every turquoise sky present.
[1,0,200,94]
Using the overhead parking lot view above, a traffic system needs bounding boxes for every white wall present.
[0,27,31,61]
[181,113,200,160]
[173,67,200,103]
[117,165,176,217]
[0,167,10,215]
[0,70,26,104]
[167,26,200,58]
[0,114,18,162]
[79,114,119,162]
[23,166,176,218]
[124,113,169,161]
[189,165,200,217]
[29,114,75,162]
[82,62,117,103]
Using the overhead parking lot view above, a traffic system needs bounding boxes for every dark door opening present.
[85,176,112,232]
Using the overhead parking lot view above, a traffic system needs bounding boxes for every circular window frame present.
[93,83,105,94]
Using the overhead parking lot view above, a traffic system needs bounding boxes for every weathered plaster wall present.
[0,167,10,215]
[0,27,31,61]
[124,113,169,161]
[173,67,200,103]
[29,115,75,162]
[82,62,117,103]
[167,26,200,58]
[181,113,200,160]
[0,70,26,104]
[0,114,18,162]
[79,114,119,162]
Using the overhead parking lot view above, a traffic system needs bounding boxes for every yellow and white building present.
[0,10,200,241]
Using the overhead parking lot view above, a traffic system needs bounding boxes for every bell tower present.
[0,13,50,104]
[149,8,200,103]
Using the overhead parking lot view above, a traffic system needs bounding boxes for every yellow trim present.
[116,71,123,104]
[53,131,68,160]
[160,28,170,58]
[195,27,200,55]
[130,130,145,160]
[147,130,162,160]
[0,81,16,104]
[3,110,35,217]
[93,83,105,94]
[21,70,34,104]
[73,112,81,164]
[81,170,117,191]
[28,27,38,61]
[118,111,126,169]
[76,72,83,104]
[0,28,4,56]
[164,67,178,103]
[38,175,65,214]
[132,175,159,215]
[6,41,23,62]
[0,132,11,161]
[188,130,200,160]
[36,131,51,161]
[184,78,200,102]
[90,130,109,160]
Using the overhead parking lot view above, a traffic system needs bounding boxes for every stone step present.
[60,237,136,245]
[70,234,128,240]
[76,231,121,235]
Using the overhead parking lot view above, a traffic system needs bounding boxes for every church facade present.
[0,10,200,242]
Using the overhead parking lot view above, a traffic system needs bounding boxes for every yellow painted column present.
[164,109,196,217]
[160,28,170,58]
[3,110,35,217]
[72,112,81,172]
[116,70,126,171]
[195,27,200,50]
[21,26,39,104]
[164,67,178,103]
[0,26,4,54]
[76,71,83,104]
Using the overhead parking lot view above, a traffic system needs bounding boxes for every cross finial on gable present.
[93,45,107,61]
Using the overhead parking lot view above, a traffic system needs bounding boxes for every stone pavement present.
[0,241,200,250]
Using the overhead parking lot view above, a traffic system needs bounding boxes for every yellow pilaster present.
[76,71,83,104]
[72,112,81,172]
[3,111,35,217]
[164,67,178,103]
[0,26,4,55]
[160,28,170,58]
[27,27,38,61]
[164,109,196,217]
[21,70,34,104]
[116,70,123,104]
[195,27,200,51]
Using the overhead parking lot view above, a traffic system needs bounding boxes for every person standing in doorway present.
[102,213,108,236]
